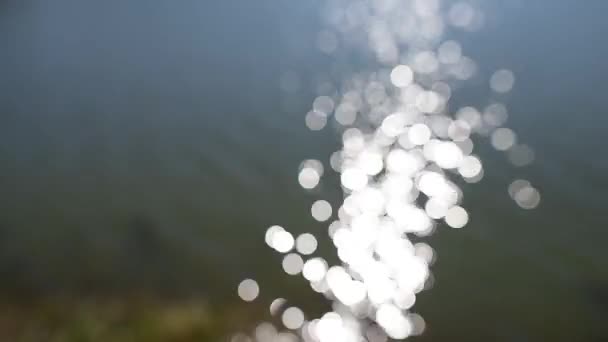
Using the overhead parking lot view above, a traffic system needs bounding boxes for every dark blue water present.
[0,0,607,340]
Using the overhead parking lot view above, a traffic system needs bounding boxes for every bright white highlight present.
[282,307,305,330]
[282,253,304,275]
[341,168,368,191]
[390,65,414,88]
[272,230,294,253]
[296,233,318,255]
[458,155,482,178]
[237,279,259,302]
[445,206,469,228]
[298,167,320,189]
[408,124,431,146]
[302,258,328,282]
[235,1,541,340]
[311,200,333,222]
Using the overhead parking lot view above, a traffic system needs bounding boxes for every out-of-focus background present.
[0,0,607,341]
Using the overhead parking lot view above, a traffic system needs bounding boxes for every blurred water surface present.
[0,0,607,340]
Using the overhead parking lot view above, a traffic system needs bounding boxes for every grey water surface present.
[0,0,607,340]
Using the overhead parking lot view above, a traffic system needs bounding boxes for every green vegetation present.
[0,297,258,342]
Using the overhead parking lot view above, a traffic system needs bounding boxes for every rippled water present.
[0,0,607,340]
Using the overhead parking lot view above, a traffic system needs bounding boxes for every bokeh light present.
[236,0,541,339]
[282,253,304,275]
[237,279,259,302]
[311,200,333,222]
[296,233,318,255]
[490,69,516,93]
[282,307,305,330]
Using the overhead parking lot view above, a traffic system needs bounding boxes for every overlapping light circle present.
[233,0,541,340]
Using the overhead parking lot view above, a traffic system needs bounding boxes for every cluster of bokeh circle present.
[234,0,540,341]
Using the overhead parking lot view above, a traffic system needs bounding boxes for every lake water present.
[0,0,607,340]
